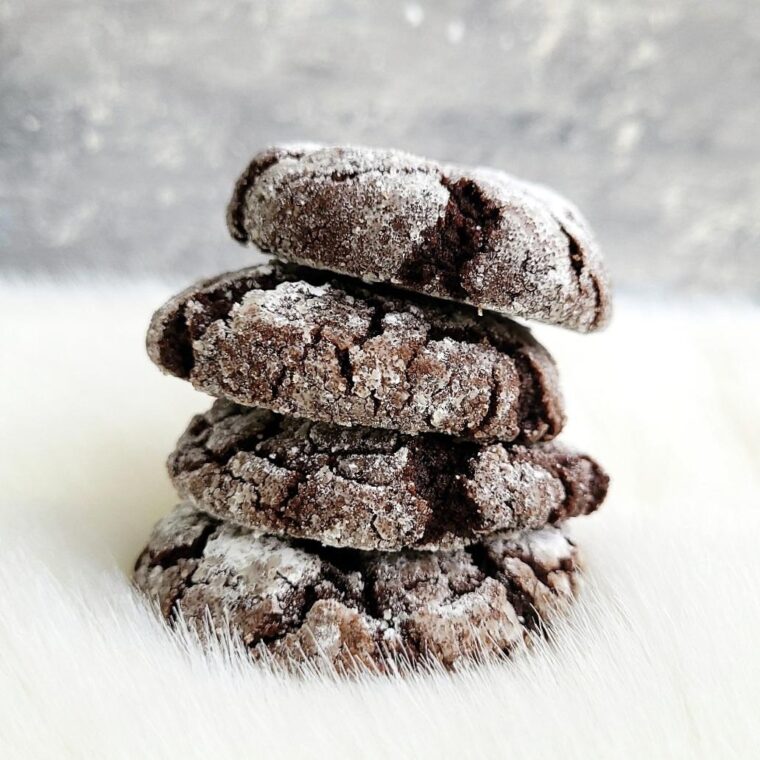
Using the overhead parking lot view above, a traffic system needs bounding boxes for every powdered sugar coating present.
[168,400,608,551]
[146,263,565,443]
[133,503,583,672]
[227,145,611,332]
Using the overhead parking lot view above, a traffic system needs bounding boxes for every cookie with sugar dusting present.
[134,503,583,672]
[169,399,608,551]
[147,262,565,444]
[226,144,611,332]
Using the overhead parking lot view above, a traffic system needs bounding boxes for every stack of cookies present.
[134,145,612,672]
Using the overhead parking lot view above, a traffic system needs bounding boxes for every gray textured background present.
[2,0,759,294]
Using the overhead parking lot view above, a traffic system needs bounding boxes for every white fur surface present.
[1,279,759,759]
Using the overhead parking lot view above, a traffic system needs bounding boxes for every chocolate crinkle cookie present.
[134,503,582,672]
[226,144,611,332]
[168,400,608,551]
[147,262,565,443]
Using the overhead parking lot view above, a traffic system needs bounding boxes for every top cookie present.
[227,144,611,332]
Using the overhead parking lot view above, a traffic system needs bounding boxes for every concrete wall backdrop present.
[2,0,759,293]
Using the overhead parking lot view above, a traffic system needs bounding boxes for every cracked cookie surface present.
[134,503,583,672]
[169,399,608,551]
[147,263,565,443]
[226,144,611,332]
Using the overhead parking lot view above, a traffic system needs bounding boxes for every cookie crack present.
[159,522,221,620]
[562,230,585,281]
[399,174,501,300]
[512,352,552,443]
[327,164,428,183]
[407,441,485,546]
[463,544,550,629]
[151,519,219,570]
[474,363,501,435]
[334,346,354,391]
[559,226,606,330]
[587,268,606,330]
[502,575,544,629]
[275,570,297,590]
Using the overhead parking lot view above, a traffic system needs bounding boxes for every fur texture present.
[1,279,759,758]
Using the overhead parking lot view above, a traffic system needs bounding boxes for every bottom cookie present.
[134,503,582,672]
